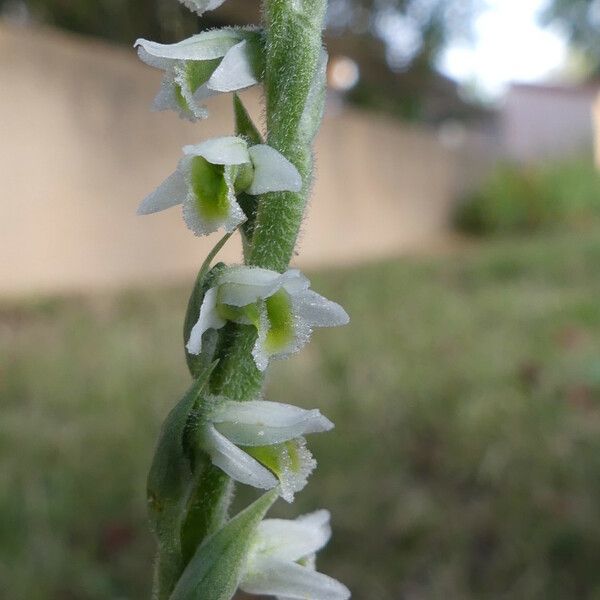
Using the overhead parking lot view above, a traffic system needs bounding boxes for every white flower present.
[240,510,351,599]
[201,399,334,502]
[187,267,349,370]
[137,136,301,236]
[178,0,227,16]
[135,28,263,121]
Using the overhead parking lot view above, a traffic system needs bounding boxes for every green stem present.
[209,0,328,397]
[249,0,328,272]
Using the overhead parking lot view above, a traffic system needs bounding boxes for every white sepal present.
[202,424,279,490]
[135,29,244,64]
[183,136,250,165]
[210,400,333,446]
[137,170,187,215]
[253,510,332,563]
[241,558,351,600]
[186,287,226,355]
[293,289,350,328]
[247,145,303,195]
[216,267,284,307]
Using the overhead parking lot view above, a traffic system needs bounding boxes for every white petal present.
[181,162,246,236]
[186,287,226,355]
[207,39,259,93]
[136,45,173,70]
[253,510,332,563]
[202,425,278,490]
[247,145,303,195]
[183,136,250,166]
[211,400,333,446]
[293,290,350,328]
[137,171,186,215]
[135,29,244,64]
[178,0,227,16]
[217,267,284,307]
[241,558,350,600]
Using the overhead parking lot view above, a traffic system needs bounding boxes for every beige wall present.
[0,23,489,297]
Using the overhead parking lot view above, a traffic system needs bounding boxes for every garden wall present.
[0,22,492,296]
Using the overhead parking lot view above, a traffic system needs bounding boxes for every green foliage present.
[542,0,600,73]
[454,158,600,235]
[5,0,201,44]
[146,366,214,599]
[4,228,600,598]
[170,490,277,600]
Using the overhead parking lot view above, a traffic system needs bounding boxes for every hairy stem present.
[209,0,328,397]
[249,0,328,272]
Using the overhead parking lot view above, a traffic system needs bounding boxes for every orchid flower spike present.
[137,136,301,236]
[178,0,227,16]
[240,510,351,599]
[201,399,333,502]
[187,266,349,370]
[135,28,263,121]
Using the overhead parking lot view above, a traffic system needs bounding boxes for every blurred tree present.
[0,0,484,121]
[542,0,600,72]
[0,0,201,43]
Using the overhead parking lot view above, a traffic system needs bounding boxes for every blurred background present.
[2,0,600,598]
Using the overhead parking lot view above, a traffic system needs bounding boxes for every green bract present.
[146,364,216,598]
[170,489,279,600]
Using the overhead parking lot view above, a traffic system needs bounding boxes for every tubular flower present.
[240,510,351,599]
[137,136,301,236]
[135,28,263,121]
[201,399,334,502]
[186,267,349,370]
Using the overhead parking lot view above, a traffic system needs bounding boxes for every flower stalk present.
[137,0,349,598]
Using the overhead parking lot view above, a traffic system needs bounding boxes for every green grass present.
[3,228,600,599]
[454,158,600,235]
